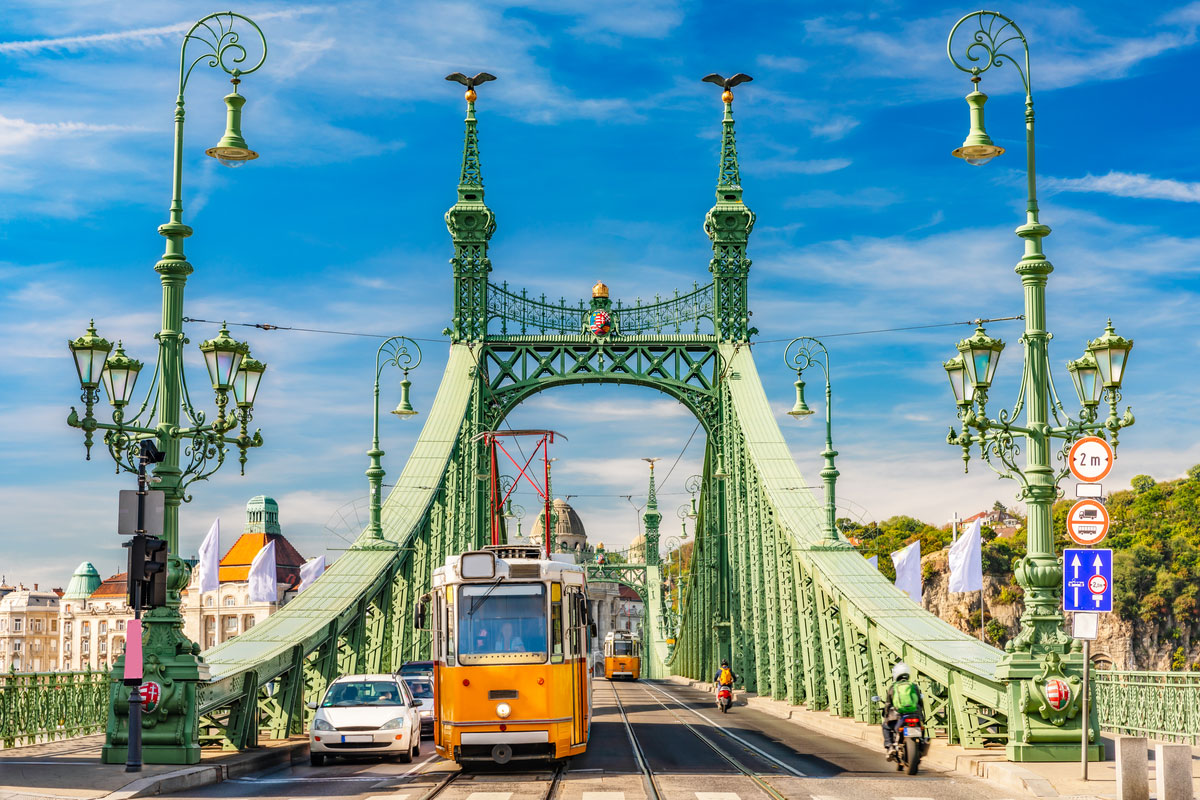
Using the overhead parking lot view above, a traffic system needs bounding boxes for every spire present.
[702,72,756,342]
[444,72,498,342]
[642,458,662,565]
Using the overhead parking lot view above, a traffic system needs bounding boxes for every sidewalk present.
[666,676,1200,799]
[0,734,308,800]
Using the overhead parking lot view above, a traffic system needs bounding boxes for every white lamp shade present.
[199,325,248,391]
[68,322,112,390]
[1087,320,1133,390]
[232,357,266,407]
[100,345,143,406]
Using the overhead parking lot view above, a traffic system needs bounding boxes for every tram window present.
[458,583,548,664]
[445,587,456,666]
[550,586,563,664]
[613,641,633,656]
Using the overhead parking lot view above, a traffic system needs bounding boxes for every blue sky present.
[2,1,1198,589]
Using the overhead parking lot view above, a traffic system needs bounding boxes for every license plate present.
[903,727,921,737]
[341,734,372,743]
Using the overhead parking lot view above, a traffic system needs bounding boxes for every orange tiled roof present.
[91,573,128,598]
[218,532,306,586]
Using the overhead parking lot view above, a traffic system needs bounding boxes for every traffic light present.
[125,534,168,609]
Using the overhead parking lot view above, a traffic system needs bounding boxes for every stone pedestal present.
[1154,742,1192,800]
[1114,736,1148,800]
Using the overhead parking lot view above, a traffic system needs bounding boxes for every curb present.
[663,676,1091,800]
[102,741,308,800]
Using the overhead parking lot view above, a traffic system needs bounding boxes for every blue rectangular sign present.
[1063,548,1112,613]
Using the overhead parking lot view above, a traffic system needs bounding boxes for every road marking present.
[363,796,409,800]
[890,797,936,800]
[641,682,807,777]
[582,793,624,800]
[465,794,513,800]
[695,794,740,800]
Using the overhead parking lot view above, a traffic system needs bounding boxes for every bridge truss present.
[170,81,1086,761]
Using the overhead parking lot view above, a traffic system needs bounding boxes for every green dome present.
[245,495,281,535]
[63,561,101,600]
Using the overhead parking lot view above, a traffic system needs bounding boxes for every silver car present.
[308,674,422,766]
[402,676,435,737]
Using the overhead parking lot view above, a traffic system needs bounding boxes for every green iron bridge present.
[96,79,1105,763]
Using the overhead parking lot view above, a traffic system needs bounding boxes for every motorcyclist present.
[881,662,923,762]
[713,659,737,689]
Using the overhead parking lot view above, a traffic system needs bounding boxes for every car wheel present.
[413,729,421,757]
[398,737,414,763]
[309,753,325,767]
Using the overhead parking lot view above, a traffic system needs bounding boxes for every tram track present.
[414,757,567,800]
[610,679,800,800]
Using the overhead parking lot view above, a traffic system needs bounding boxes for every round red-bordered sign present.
[1087,574,1108,595]
[1068,436,1114,483]
[1066,498,1110,546]
[138,681,161,712]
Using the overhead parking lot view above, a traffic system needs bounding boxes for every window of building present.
[81,640,89,654]
[13,619,22,633]
[51,619,58,633]
[204,597,214,607]
[0,620,6,632]
[98,621,107,635]
[116,619,124,631]
[31,641,41,653]
[33,619,42,633]
[13,641,22,653]
[64,621,72,636]
[224,596,236,607]
[64,642,72,655]
[243,615,255,630]
[223,616,237,632]
[206,636,216,648]
[63,659,71,670]
[98,640,107,655]
[81,622,90,636]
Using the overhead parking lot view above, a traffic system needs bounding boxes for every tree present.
[1188,463,1200,482]
[992,500,1007,514]
[1131,474,1156,494]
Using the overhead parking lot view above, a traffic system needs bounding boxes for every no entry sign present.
[1068,436,1114,483]
[1066,498,1110,546]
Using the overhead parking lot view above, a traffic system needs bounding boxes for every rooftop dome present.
[529,498,587,549]
[63,561,102,600]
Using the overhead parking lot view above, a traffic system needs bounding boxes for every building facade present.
[0,586,62,672]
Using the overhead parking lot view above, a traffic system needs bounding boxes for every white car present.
[308,674,422,766]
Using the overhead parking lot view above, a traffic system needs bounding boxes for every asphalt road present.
[167,680,1009,800]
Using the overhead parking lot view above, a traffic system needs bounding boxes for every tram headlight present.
[312,718,335,731]
[495,702,512,719]
[379,717,406,730]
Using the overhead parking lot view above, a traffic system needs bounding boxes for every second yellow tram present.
[603,630,641,680]
[421,545,594,765]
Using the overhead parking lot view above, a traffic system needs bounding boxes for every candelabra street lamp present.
[65,12,270,766]
[943,10,1134,762]
[364,336,422,545]
[784,336,844,548]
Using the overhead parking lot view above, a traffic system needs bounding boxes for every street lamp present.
[945,10,1134,761]
[63,12,270,767]
[784,337,843,548]
[365,336,423,543]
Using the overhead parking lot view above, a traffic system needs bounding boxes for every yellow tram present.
[421,544,593,765]
[603,630,641,680]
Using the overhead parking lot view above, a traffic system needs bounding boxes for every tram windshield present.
[458,583,548,664]
[612,641,634,656]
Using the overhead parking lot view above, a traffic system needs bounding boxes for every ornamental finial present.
[702,72,752,192]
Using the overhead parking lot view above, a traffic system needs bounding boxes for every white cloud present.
[744,157,851,177]
[1044,171,1200,204]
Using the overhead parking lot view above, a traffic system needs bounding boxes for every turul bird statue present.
[701,72,753,92]
[445,72,498,90]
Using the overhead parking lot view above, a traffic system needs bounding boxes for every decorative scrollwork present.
[379,337,423,373]
[947,10,1031,95]
[180,12,268,93]
[487,280,714,336]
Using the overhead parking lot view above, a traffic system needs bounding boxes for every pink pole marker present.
[123,619,143,682]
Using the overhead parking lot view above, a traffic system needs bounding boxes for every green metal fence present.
[0,670,109,748]
[1093,669,1200,745]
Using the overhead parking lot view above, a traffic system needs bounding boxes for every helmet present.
[892,662,911,682]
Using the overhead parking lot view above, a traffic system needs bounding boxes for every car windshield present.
[321,680,405,707]
[405,680,434,699]
[458,583,547,664]
[399,662,432,675]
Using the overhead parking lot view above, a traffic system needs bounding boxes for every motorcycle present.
[716,684,733,713]
[872,695,927,775]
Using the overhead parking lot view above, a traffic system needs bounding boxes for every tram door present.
[566,585,587,745]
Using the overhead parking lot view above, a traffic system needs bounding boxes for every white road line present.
[890,797,936,800]
[465,794,513,800]
[363,796,409,800]
[695,793,741,800]
[582,793,625,800]
[238,776,406,783]
[641,682,807,778]
[809,796,841,800]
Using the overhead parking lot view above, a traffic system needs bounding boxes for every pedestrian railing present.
[0,669,109,748]
[1093,669,1200,745]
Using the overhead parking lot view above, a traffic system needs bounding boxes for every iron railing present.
[0,669,109,748]
[1093,669,1200,745]
[487,281,714,336]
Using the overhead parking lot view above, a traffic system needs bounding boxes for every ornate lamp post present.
[784,337,844,548]
[364,336,422,545]
[943,11,1134,761]
[64,13,270,766]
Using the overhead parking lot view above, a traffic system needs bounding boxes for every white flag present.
[948,518,984,593]
[247,540,277,604]
[197,518,220,594]
[891,540,922,603]
[866,555,878,569]
[298,556,325,592]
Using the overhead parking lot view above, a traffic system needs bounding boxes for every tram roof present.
[434,546,586,587]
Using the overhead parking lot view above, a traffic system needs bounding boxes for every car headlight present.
[419,709,432,717]
[496,702,511,719]
[312,718,335,731]
[379,717,406,730]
